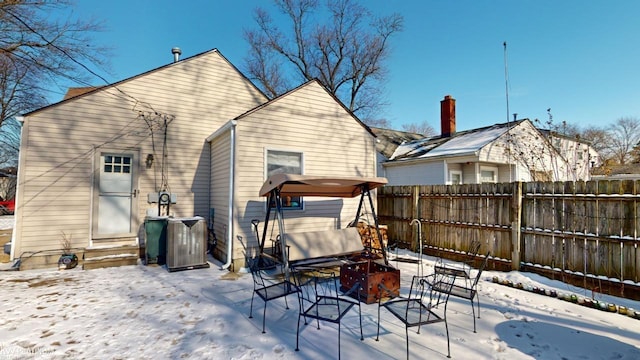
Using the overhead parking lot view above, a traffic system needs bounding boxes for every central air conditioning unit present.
[166,216,210,272]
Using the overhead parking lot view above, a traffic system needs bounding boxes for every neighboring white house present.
[10,48,377,270]
[380,95,599,185]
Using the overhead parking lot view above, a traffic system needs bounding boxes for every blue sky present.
[59,0,640,133]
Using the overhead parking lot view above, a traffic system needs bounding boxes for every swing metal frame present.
[256,174,390,280]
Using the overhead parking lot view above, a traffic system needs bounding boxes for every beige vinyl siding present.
[232,81,377,256]
[14,50,266,259]
[209,131,231,261]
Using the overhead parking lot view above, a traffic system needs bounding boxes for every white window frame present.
[449,170,463,185]
[480,166,498,183]
[265,148,304,210]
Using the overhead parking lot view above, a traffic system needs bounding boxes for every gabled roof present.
[391,120,526,161]
[23,48,267,116]
[234,79,376,137]
[371,127,424,158]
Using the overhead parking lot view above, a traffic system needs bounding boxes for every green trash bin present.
[144,216,168,265]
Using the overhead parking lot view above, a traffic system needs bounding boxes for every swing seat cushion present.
[284,227,363,262]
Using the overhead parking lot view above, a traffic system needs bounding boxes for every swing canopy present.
[258,174,388,198]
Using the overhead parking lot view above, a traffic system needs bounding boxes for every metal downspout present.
[221,120,237,270]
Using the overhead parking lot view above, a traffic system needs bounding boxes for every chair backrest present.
[469,240,481,256]
[471,252,490,288]
[406,275,428,300]
[424,271,457,310]
[294,269,341,306]
[466,240,481,262]
[246,251,280,288]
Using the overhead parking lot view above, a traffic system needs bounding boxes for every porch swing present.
[252,174,400,304]
[256,174,389,270]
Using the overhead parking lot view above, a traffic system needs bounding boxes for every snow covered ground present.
[1,248,639,359]
[0,215,13,231]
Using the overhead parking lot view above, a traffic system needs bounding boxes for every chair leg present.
[445,319,451,358]
[249,292,255,319]
[470,297,477,333]
[405,326,410,360]
[338,321,341,360]
[358,304,364,341]
[262,302,267,334]
[295,313,302,351]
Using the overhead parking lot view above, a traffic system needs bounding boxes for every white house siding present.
[13,50,267,265]
[230,81,377,262]
[482,121,583,182]
[384,161,445,185]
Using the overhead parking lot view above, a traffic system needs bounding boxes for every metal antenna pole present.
[504,41,513,182]
[504,41,510,125]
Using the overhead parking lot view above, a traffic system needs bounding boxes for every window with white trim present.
[267,150,303,209]
[480,166,497,183]
[449,170,462,185]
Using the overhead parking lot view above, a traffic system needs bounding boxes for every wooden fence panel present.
[378,180,640,289]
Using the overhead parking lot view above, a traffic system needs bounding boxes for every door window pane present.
[104,155,132,174]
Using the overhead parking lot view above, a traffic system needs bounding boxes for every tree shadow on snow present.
[495,320,640,359]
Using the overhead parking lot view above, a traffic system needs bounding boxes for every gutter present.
[9,116,24,263]
[221,120,237,270]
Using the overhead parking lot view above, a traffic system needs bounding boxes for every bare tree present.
[0,118,20,167]
[401,121,436,137]
[606,117,640,165]
[0,0,109,130]
[244,0,403,122]
[580,125,610,163]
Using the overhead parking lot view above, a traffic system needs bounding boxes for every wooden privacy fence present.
[377,180,640,299]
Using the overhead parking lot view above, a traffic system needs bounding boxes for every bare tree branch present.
[243,0,403,123]
[0,0,110,128]
[0,0,110,168]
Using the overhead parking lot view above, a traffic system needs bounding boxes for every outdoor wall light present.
[145,154,154,168]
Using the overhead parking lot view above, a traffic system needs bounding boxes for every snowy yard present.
[1,250,639,359]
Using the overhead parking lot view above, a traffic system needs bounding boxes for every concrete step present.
[82,255,139,270]
[82,245,141,270]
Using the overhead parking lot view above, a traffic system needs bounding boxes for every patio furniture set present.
[246,174,489,358]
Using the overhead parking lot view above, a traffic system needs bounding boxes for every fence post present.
[511,181,523,270]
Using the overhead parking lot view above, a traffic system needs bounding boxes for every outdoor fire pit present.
[340,259,400,304]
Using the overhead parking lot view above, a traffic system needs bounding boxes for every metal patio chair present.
[435,239,481,280]
[247,253,300,334]
[432,252,490,333]
[376,272,457,359]
[293,268,364,360]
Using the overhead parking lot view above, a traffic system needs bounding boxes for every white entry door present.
[97,153,134,235]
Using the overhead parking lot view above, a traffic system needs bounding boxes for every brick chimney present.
[440,95,456,137]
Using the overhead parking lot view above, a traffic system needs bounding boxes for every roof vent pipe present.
[171,47,182,62]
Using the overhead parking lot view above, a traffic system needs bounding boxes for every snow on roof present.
[391,122,516,160]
